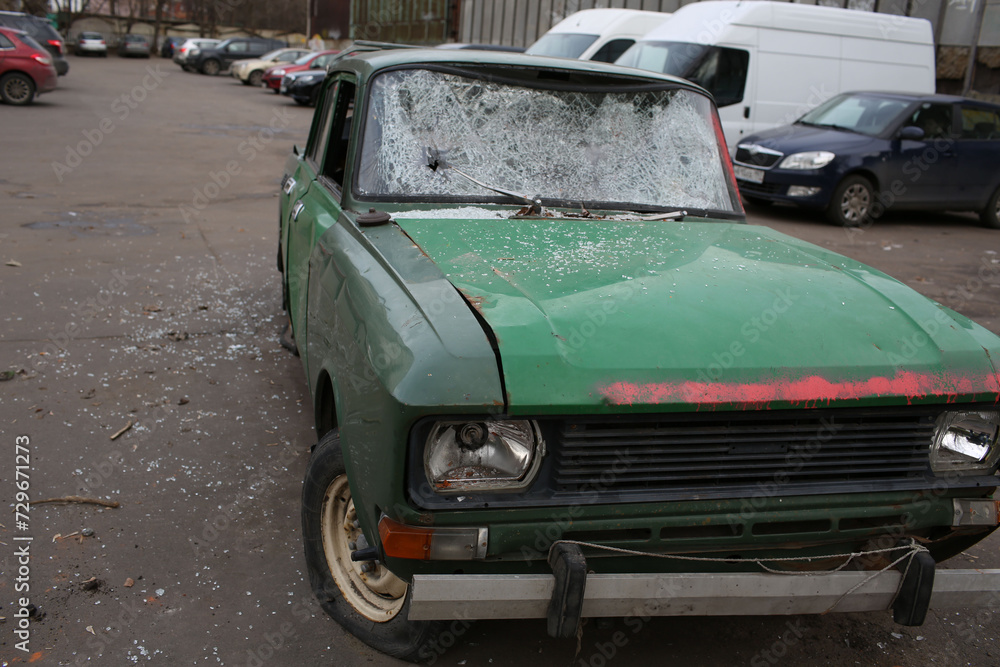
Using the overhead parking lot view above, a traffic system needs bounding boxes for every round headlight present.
[424,420,544,493]
[931,410,1000,473]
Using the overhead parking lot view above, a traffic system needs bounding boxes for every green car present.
[278,46,1000,662]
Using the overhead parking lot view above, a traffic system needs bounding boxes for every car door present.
[881,101,958,206]
[954,104,1000,208]
[284,76,356,377]
[222,39,247,66]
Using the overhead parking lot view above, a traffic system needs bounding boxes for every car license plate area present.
[734,165,766,184]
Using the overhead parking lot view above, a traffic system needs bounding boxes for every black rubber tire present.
[248,70,263,87]
[981,186,1000,229]
[826,174,875,227]
[0,72,35,106]
[200,59,220,75]
[302,430,445,662]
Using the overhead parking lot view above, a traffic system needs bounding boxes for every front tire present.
[981,186,1000,229]
[302,430,444,662]
[826,175,875,227]
[0,72,35,106]
[248,70,263,87]
[200,59,220,75]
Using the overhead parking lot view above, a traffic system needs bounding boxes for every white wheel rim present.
[320,474,407,622]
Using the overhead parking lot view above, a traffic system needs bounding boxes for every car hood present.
[740,123,880,157]
[396,216,1000,413]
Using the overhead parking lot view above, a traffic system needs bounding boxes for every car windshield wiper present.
[798,120,855,133]
[425,148,543,214]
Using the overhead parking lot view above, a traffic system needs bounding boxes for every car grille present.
[738,181,784,196]
[734,145,783,168]
[552,409,937,495]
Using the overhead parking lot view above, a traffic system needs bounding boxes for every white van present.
[616,1,936,147]
[525,8,672,63]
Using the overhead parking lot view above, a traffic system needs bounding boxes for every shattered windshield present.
[356,67,739,213]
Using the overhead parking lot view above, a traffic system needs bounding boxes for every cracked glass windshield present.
[356,67,740,213]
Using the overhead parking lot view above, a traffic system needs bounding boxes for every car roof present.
[841,90,1000,110]
[0,11,61,38]
[332,46,705,90]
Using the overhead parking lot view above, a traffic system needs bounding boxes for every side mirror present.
[898,126,925,141]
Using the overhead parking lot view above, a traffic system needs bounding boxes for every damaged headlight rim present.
[931,410,1000,474]
[423,419,545,494]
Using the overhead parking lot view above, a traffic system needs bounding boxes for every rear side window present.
[960,107,1000,140]
[16,32,46,52]
[590,38,634,64]
[24,17,60,43]
[0,32,13,49]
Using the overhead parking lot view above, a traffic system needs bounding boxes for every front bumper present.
[408,567,1000,620]
[735,165,835,207]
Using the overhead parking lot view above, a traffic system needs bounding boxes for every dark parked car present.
[118,34,151,58]
[279,46,1000,661]
[0,26,58,105]
[159,35,183,58]
[733,92,1000,228]
[191,37,286,75]
[279,67,325,106]
[0,11,68,75]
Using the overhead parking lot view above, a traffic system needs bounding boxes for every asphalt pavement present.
[1,55,998,667]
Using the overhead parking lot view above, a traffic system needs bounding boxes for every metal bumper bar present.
[408,569,1000,621]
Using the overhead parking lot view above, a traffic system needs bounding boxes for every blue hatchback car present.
[733,92,1000,228]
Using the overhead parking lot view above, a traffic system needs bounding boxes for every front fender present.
[306,217,504,542]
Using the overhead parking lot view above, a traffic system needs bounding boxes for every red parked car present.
[0,26,57,105]
[261,49,338,93]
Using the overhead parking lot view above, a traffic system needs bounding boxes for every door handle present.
[292,201,304,221]
[743,106,750,119]
[283,176,296,194]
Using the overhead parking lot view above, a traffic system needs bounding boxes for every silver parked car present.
[75,32,107,57]
[173,38,220,71]
[118,34,150,58]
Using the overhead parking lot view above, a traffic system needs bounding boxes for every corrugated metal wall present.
[351,0,455,44]
[456,0,999,48]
